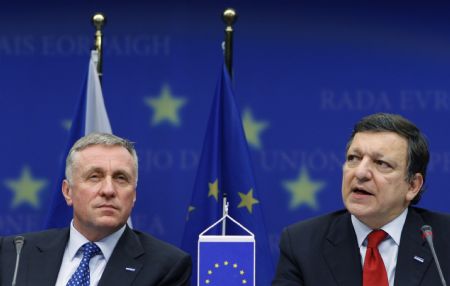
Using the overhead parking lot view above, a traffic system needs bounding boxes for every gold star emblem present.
[144,84,187,127]
[186,205,195,221]
[237,188,259,214]
[5,166,48,209]
[208,179,219,201]
[283,167,325,210]
[242,108,269,149]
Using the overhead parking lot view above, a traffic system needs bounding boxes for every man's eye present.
[347,154,359,162]
[115,174,129,182]
[375,160,391,168]
[88,174,100,180]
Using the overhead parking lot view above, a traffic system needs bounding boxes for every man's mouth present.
[352,187,373,196]
[97,204,118,210]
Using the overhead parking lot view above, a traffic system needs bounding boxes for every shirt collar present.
[351,208,408,247]
[67,220,126,262]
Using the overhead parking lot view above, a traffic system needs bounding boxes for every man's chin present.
[94,217,126,230]
[346,203,374,219]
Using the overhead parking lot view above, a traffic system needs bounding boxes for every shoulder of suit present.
[279,209,349,244]
[130,229,189,259]
[0,228,69,252]
[410,206,450,231]
[410,206,450,220]
[285,209,348,232]
[2,228,68,243]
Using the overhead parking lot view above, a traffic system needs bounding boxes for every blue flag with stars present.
[199,236,254,286]
[181,63,274,285]
[43,51,112,229]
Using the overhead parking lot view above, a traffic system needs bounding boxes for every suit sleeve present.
[158,253,192,286]
[272,228,304,286]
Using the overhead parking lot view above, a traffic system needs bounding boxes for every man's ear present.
[62,179,73,206]
[406,173,423,202]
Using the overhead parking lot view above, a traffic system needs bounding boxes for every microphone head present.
[13,236,25,249]
[421,225,433,240]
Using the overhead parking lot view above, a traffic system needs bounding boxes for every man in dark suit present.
[272,113,450,286]
[0,133,191,286]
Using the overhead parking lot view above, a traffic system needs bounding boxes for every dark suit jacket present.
[0,226,191,286]
[272,207,450,286]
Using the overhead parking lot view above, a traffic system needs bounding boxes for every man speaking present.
[272,113,450,285]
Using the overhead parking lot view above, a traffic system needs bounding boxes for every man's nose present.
[354,158,372,181]
[100,177,116,196]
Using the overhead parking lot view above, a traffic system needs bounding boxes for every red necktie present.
[363,230,388,286]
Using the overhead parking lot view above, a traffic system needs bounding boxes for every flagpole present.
[221,193,229,235]
[92,13,106,84]
[222,8,237,78]
[221,8,236,236]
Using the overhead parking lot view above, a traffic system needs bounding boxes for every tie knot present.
[81,242,101,260]
[367,229,387,248]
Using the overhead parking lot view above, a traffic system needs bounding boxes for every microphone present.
[11,236,25,286]
[421,225,447,286]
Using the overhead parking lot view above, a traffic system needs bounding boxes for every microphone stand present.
[11,236,25,286]
[421,225,447,286]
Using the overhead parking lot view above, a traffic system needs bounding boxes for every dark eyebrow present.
[347,147,362,155]
[371,152,384,159]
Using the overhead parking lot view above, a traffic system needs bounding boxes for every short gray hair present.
[65,133,138,185]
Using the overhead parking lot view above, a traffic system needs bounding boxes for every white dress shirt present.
[351,208,408,286]
[55,221,126,286]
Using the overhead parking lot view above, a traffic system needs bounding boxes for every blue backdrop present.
[1,0,450,269]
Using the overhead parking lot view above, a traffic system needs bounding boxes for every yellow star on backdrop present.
[186,205,196,221]
[283,167,325,210]
[242,108,269,149]
[237,188,259,214]
[144,84,187,126]
[4,166,48,209]
[208,179,219,201]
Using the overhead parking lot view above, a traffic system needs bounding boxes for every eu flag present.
[199,235,254,286]
[43,51,112,228]
[181,63,274,285]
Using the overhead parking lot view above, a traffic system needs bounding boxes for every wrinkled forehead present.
[72,145,136,174]
[348,132,408,157]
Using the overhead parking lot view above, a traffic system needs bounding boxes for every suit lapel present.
[98,226,144,286]
[25,229,69,285]
[323,212,362,286]
[394,208,432,286]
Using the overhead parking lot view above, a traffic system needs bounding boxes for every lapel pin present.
[413,256,424,263]
[125,267,136,272]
